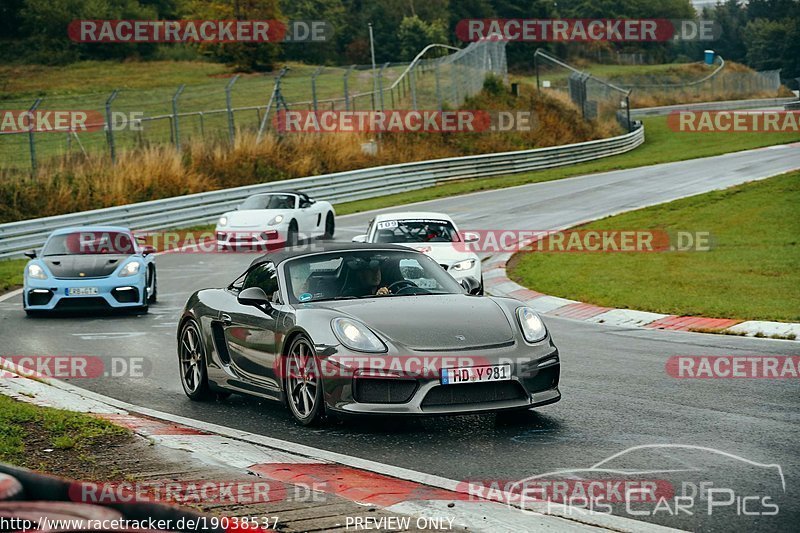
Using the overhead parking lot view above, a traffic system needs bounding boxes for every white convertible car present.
[216,191,335,250]
[353,212,483,293]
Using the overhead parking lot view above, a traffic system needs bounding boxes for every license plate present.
[67,287,98,296]
[441,364,512,385]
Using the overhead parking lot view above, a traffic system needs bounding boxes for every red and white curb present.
[0,360,681,533]
[483,252,800,340]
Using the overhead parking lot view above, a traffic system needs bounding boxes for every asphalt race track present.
[2,144,799,531]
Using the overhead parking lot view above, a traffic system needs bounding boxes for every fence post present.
[311,66,323,114]
[171,84,185,150]
[198,111,205,138]
[409,63,418,111]
[256,66,288,142]
[434,62,443,111]
[378,62,390,112]
[225,74,240,143]
[27,98,42,176]
[343,65,355,111]
[104,90,119,164]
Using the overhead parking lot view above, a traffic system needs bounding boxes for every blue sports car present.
[23,226,157,315]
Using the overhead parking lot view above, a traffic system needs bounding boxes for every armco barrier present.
[0,126,644,259]
[630,97,798,117]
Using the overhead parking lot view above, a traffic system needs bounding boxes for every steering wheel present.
[386,279,430,295]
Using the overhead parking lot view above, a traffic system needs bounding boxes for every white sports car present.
[216,191,335,250]
[352,212,483,293]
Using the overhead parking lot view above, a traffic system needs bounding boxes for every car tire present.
[178,319,213,401]
[284,334,325,426]
[286,222,299,248]
[478,275,484,296]
[322,213,335,240]
[147,266,158,304]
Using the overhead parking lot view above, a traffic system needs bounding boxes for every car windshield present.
[285,250,464,303]
[43,231,135,256]
[373,219,460,243]
[239,194,296,210]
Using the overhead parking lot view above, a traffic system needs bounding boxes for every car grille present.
[55,297,109,310]
[354,378,417,404]
[521,365,560,393]
[111,287,140,304]
[421,381,527,408]
[27,290,53,306]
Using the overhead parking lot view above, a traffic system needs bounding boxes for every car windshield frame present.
[280,249,465,304]
[42,231,137,256]
[239,193,297,210]
[372,218,462,244]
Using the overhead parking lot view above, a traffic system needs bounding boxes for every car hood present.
[42,254,130,279]
[224,209,289,228]
[400,242,478,265]
[318,294,514,351]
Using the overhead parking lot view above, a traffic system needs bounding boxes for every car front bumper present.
[23,275,146,311]
[319,342,560,416]
[215,226,288,250]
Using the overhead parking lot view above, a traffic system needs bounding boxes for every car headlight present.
[268,214,284,225]
[218,216,228,227]
[516,307,547,343]
[119,261,141,277]
[331,318,387,353]
[27,263,47,280]
[451,259,476,271]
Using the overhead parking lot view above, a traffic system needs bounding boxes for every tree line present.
[0,0,797,83]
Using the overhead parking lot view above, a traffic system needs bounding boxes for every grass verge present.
[0,395,128,472]
[508,171,800,322]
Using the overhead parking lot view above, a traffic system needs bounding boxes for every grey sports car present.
[177,243,561,425]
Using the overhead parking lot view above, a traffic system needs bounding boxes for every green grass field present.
[508,171,800,322]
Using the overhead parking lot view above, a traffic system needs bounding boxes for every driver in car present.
[342,258,391,297]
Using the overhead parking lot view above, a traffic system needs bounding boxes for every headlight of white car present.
[268,214,284,225]
[119,261,141,277]
[516,307,547,343]
[218,216,228,227]
[331,317,387,353]
[451,259,476,271]
[27,263,47,280]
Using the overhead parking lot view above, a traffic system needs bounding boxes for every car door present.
[218,262,282,392]
[297,195,323,238]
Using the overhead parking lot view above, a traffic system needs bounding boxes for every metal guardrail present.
[630,97,798,117]
[0,126,644,259]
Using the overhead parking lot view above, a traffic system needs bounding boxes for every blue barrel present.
[704,50,715,65]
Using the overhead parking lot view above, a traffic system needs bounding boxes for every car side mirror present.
[460,277,482,295]
[352,235,368,243]
[24,250,37,259]
[463,232,480,243]
[238,286,273,311]
[141,245,156,256]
